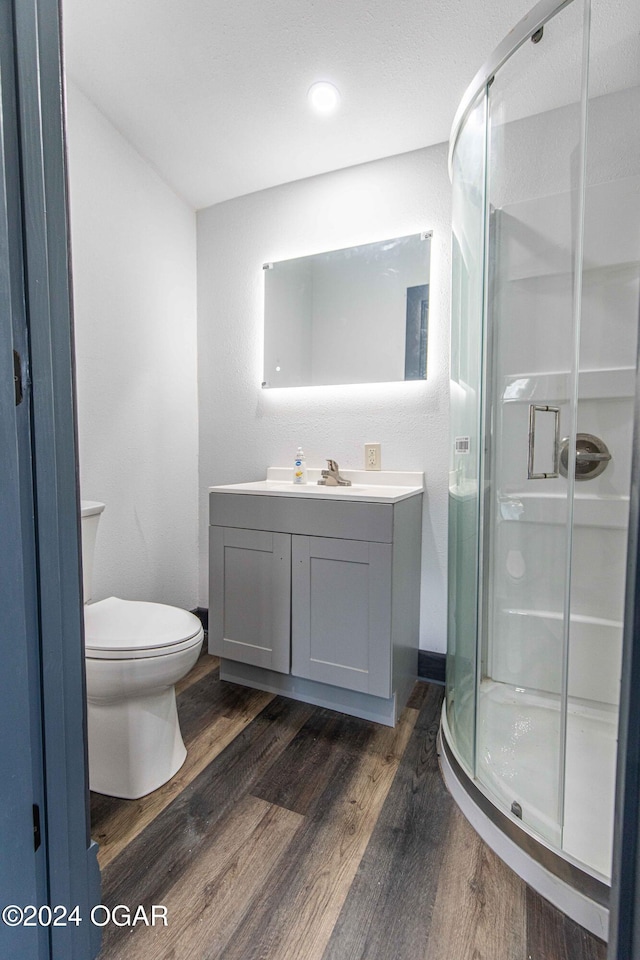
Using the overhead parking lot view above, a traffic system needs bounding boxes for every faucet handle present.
[320,459,351,486]
[318,458,341,486]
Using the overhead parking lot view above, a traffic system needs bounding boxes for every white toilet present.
[81,501,204,799]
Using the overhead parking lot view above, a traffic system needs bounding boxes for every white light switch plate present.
[365,443,381,471]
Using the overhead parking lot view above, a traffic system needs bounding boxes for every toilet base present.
[87,686,187,799]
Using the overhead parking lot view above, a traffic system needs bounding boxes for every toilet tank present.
[80,501,105,602]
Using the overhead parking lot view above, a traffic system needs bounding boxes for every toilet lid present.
[85,597,203,658]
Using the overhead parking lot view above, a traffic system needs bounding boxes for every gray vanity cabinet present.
[291,536,392,697]
[209,488,422,726]
[209,526,291,673]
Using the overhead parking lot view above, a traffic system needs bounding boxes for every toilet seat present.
[85,596,204,660]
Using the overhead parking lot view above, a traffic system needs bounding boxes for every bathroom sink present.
[209,469,424,504]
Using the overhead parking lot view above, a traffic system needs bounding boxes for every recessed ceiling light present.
[307,81,340,114]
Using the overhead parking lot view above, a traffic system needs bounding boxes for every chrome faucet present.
[318,459,352,486]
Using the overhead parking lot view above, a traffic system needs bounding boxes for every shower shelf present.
[501,366,636,402]
[505,258,639,284]
[497,491,629,527]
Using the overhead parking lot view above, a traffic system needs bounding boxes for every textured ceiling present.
[61,0,639,210]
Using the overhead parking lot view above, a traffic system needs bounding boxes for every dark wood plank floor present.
[91,653,608,960]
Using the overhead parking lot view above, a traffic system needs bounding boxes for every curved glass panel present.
[446,90,487,774]
[447,0,640,889]
[563,4,640,876]
[477,0,589,848]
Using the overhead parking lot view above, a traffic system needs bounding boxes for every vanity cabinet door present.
[210,526,291,673]
[291,536,392,697]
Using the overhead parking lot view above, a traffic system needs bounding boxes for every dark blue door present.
[0,1,48,955]
[1,1,101,957]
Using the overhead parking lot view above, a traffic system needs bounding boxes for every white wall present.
[197,145,452,653]
[66,82,199,610]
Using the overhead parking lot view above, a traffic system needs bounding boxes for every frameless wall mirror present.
[262,232,431,388]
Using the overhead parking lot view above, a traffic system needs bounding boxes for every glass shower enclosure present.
[443,0,640,937]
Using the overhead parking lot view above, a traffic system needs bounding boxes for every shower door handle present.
[576,450,611,462]
[527,404,560,479]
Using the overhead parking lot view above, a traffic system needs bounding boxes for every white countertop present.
[209,468,424,504]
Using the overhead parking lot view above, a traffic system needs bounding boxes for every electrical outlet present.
[365,443,381,471]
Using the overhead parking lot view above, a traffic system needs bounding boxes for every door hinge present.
[33,804,41,851]
[14,349,23,405]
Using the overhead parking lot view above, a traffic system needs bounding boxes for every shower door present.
[476,0,589,848]
[446,0,640,898]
